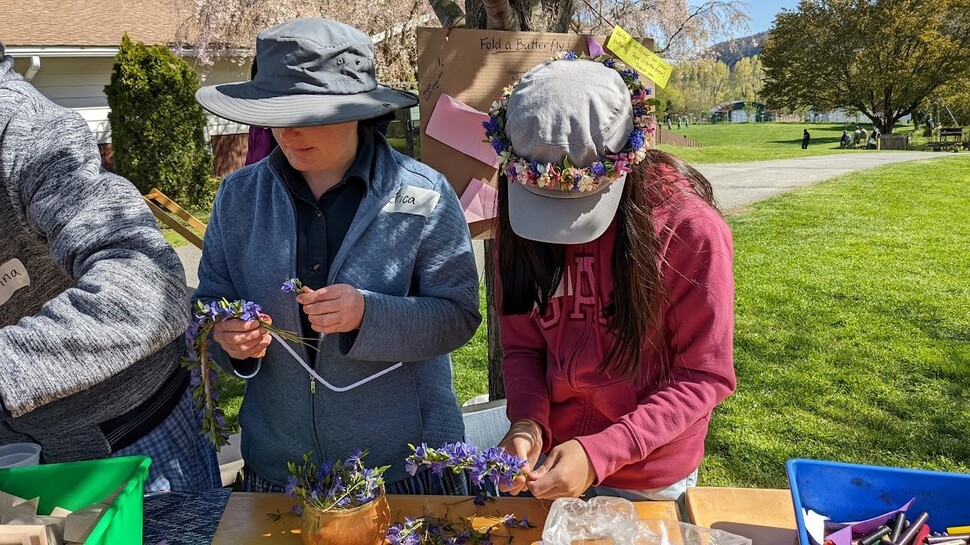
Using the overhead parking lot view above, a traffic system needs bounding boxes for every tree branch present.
[428,0,466,27]
[656,1,730,54]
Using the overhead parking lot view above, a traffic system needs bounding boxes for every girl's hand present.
[212,314,273,359]
[498,418,544,495]
[526,439,596,499]
[296,284,365,334]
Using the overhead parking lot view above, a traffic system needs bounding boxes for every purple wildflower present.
[562,51,577,60]
[590,162,607,177]
[491,138,506,154]
[284,475,298,496]
[405,458,418,476]
[482,115,500,133]
[627,129,645,150]
[603,58,616,68]
[281,278,304,293]
[289,504,304,516]
[239,301,262,322]
[473,489,489,506]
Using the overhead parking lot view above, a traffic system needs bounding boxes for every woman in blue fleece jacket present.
[193,18,481,492]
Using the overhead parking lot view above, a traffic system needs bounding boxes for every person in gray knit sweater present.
[0,44,220,492]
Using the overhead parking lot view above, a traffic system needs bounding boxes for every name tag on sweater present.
[382,185,440,217]
[0,259,30,306]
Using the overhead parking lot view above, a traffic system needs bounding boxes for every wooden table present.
[213,493,681,544]
[686,487,798,545]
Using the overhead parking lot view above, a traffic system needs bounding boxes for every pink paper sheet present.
[425,94,497,167]
[459,177,498,224]
[822,499,915,545]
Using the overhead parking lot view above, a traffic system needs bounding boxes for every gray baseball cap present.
[195,18,417,127]
[504,59,634,244]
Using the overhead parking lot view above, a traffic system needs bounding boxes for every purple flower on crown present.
[562,51,577,60]
[482,115,500,133]
[603,58,616,68]
[628,129,645,150]
[491,138,506,154]
[590,162,607,177]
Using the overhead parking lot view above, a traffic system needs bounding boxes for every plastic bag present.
[541,497,752,545]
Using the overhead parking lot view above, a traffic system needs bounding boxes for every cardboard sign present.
[606,25,672,88]
[416,28,655,239]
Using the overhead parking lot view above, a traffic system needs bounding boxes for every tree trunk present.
[466,0,574,32]
[429,0,466,27]
[483,240,506,400]
[454,0,575,401]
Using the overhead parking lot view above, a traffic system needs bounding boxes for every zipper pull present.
[310,378,316,394]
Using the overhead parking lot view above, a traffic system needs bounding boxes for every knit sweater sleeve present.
[0,104,189,417]
[576,203,737,483]
[342,176,482,362]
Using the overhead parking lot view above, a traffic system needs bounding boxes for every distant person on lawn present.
[802,128,810,149]
[0,42,220,492]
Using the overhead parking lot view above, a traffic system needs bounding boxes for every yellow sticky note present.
[607,25,673,89]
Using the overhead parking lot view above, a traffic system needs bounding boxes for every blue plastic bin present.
[786,459,970,545]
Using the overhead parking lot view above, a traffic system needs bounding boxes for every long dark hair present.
[497,149,716,382]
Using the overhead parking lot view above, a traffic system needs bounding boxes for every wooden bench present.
[143,188,206,249]
[927,127,964,151]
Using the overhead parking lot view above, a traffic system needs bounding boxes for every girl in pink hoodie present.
[487,55,736,503]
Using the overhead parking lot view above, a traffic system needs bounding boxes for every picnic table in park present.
[926,127,965,152]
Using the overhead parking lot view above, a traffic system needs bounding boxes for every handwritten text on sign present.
[607,26,672,89]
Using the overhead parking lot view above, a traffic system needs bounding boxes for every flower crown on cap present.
[482,51,656,194]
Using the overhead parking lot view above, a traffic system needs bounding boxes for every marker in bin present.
[842,511,970,545]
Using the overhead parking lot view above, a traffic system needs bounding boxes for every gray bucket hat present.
[195,18,417,127]
[504,59,634,244]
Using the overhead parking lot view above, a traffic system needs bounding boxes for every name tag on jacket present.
[382,185,440,218]
[0,258,31,306]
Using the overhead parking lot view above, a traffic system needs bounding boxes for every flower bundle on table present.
[387,512,532,545]
[285,449,389,515]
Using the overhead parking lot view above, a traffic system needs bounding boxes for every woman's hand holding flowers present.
[296,284,365,334]
[498,418,544,496]
[212,314,274,359]
[526,439,596,500]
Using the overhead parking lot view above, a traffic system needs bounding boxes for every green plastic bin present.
[0,455,150,545]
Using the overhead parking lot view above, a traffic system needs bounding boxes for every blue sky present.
[745,0,801,35]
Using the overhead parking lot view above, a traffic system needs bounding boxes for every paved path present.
[694,151,946,212]
[177,151,951,287]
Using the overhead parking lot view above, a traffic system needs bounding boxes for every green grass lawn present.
[703,155,970,487]
[660,122,877,163]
